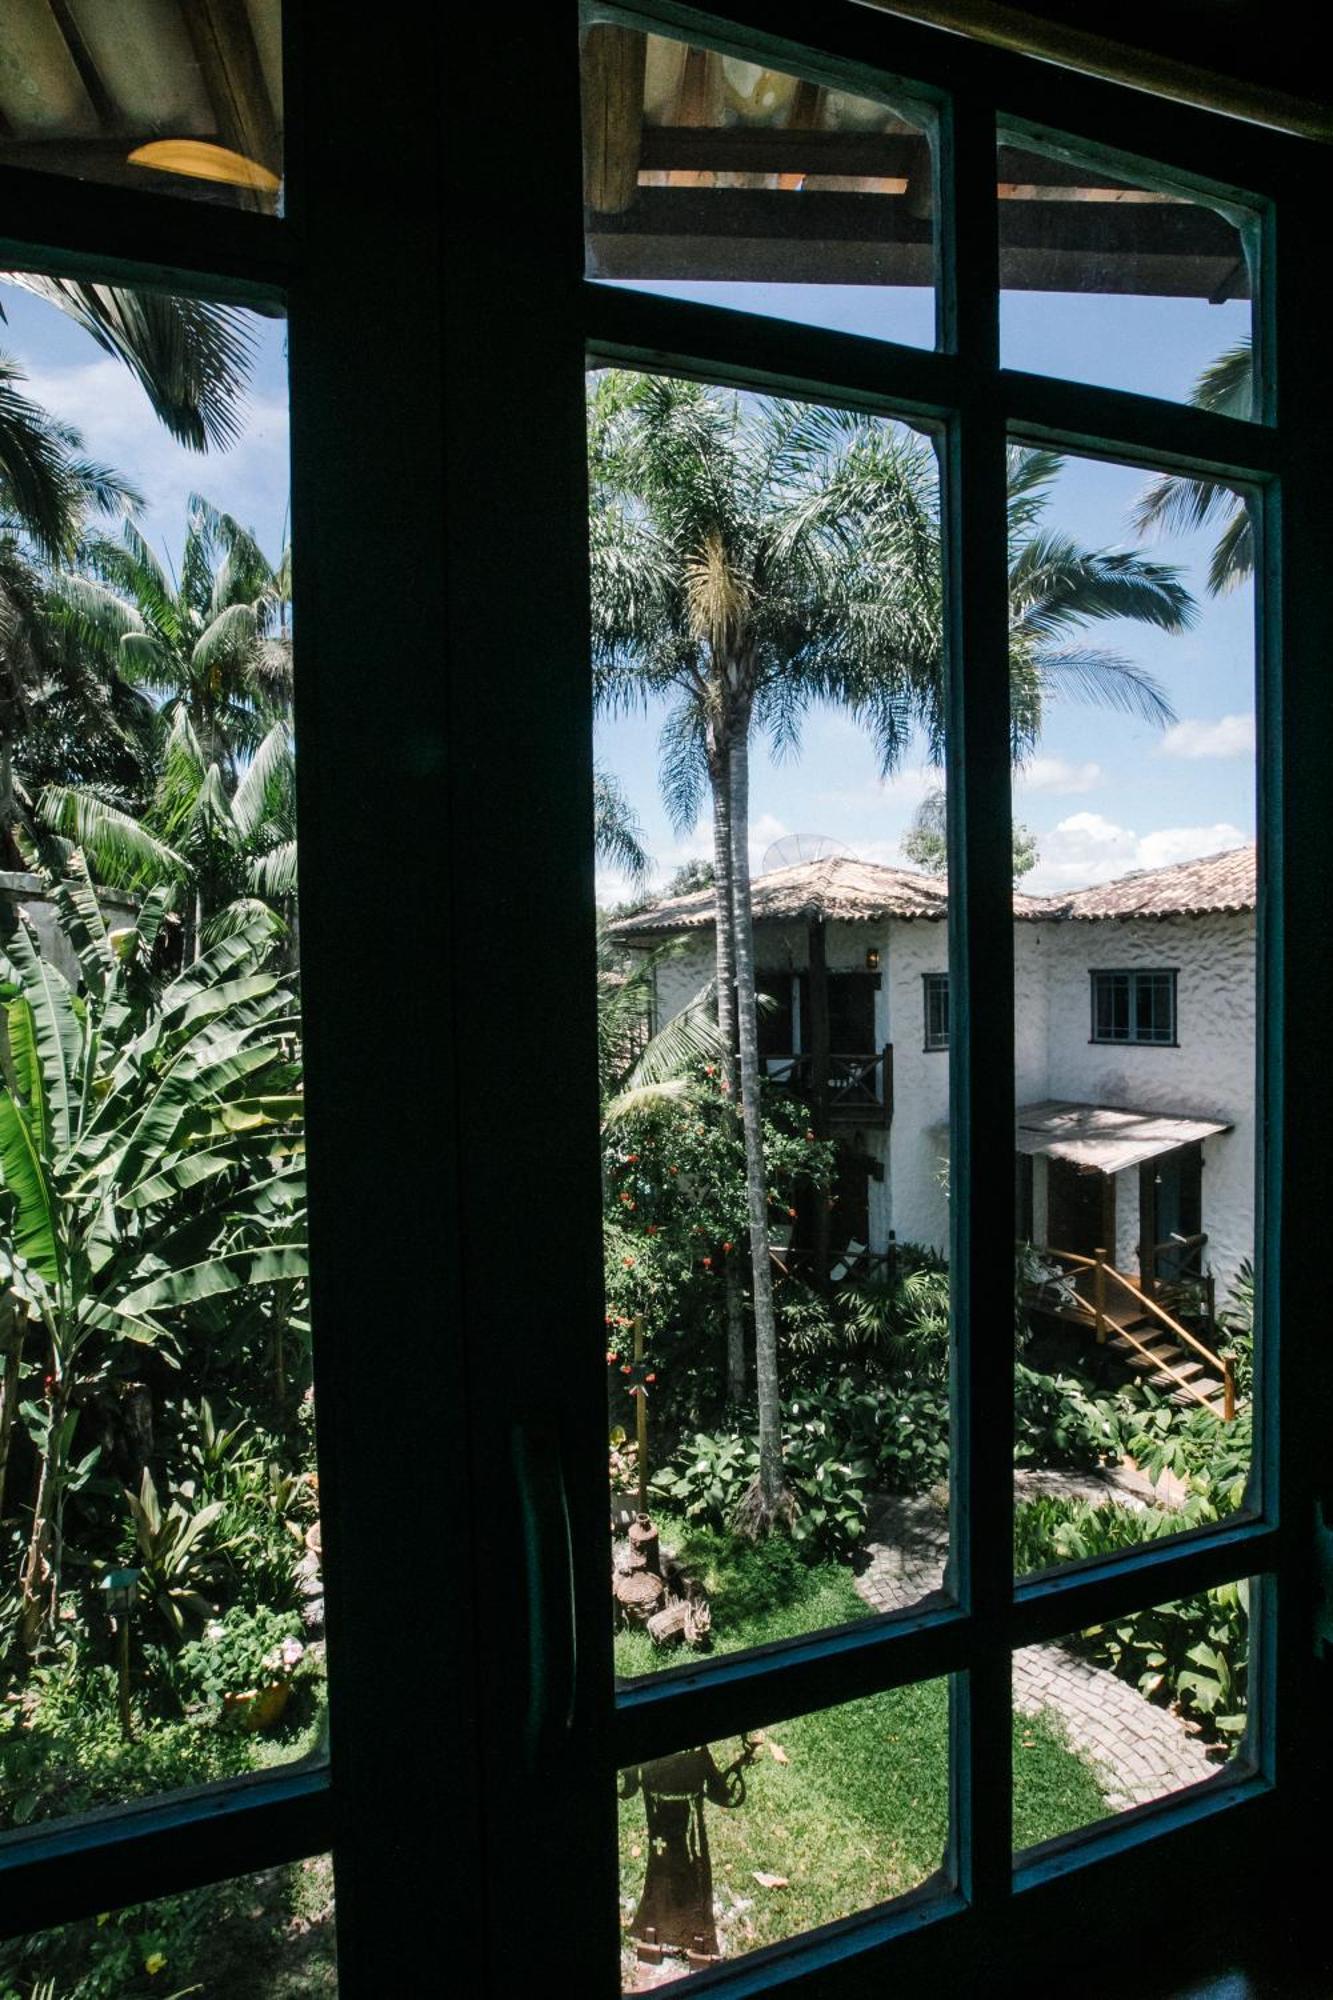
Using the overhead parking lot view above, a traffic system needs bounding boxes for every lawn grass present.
[616,1518,1108,1973]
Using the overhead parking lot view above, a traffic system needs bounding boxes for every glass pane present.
[617,1682,950,1984]
[582,21,937,345]
[0,0,283,213]
[1011,447,1256,1576]
[1014,1579,1252,1851]
[0,1854,336,1996]
[998,133,1257,413]
[592,373,953,1681]
[0,275,318,1827]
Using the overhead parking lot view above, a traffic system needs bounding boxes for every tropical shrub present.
[175,1603,305,1710]
[0,871,306,1652]
[603,1074,832,1435]
[1012,1492,1249,1739]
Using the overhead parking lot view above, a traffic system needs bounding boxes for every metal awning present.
[1015,1100,1231,1174]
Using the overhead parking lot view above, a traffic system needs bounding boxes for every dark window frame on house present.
[924,969,951,1051]
[1090,967,1179,1046]
[0,4,1329,1996]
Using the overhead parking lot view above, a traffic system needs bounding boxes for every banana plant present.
[0,860,306,1652]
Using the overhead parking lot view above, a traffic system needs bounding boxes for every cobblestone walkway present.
[854,1485,1219,1812]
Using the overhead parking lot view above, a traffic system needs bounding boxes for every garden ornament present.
[621,1736,759,1967]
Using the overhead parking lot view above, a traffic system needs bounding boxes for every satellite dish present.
[760,832,854,873]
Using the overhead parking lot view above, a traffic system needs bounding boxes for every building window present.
[1091,968,1177,1044]
[923,971,950,1051]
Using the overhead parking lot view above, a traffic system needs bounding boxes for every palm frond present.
[5,277,256,452]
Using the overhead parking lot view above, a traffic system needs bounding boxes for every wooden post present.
[1205,1270,1217,1343]
[633,1314,648,1514]
[1223,1357,1236,1424]
[581,24,646,215]
[1094,1247,1107,1344]
[116,1618,133,1742]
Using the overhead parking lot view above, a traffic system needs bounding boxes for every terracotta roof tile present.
[606,844,1256,939]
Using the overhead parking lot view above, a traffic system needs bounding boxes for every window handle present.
[512,1422,579,1768]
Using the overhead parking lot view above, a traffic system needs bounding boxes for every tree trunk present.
[708,734,747,1404]
[20,1379,70,1654]
[807,918,833,1286]
[727,727,790,1525]
[0,1296,25,1521]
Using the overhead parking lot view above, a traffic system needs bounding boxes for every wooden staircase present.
[1031,1248,1236,1421]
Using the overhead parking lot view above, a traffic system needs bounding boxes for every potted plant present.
[176,1607,306,1731]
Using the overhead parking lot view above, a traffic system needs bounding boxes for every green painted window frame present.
[1090,968,1179,1046]
[0,4,1328,1995]
[924,970,951,1050]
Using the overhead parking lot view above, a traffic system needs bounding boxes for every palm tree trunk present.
[708,737,747,1404]
[726,725,789,1526]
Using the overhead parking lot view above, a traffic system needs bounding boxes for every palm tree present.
[1132,342,1253,594]
[55,496,291,781]
[589,372,1193,1528]
[30,500,292,953]
[40,707,296,960]
[593,765,650,886]
[1,352,149,859]
[2,275,255,455]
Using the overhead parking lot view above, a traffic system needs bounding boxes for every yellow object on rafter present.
[127,139,280,192]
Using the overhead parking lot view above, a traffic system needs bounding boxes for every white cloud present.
[1025,812,1248,896]
[1015,757,1103,796]
[1136,823,1249,870]
[23,355,290,557]
[1156,713,1255,760]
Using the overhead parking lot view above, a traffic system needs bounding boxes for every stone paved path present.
[854,1483,1219,1812]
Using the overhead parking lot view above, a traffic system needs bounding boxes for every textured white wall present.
[883,919,951,1254]
[1038,911,1256,1301]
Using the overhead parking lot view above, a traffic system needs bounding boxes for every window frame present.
[924,969,951,1051]
[0,3,1328,1995]
[1089,967,1179,1047]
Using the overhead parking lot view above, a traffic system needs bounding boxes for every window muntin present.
[1090,969,1178,1045]
[923,970,949,1050]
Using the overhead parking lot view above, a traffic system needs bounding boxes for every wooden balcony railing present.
[762,1045,894,1127]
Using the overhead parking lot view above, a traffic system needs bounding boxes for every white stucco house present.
[608,845,1256,1314]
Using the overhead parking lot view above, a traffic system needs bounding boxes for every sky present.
[0,269,1255,907]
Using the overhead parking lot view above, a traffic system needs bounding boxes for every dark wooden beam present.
[0,135,253,204]
[184,0,282,176]
[588,185,1246,296]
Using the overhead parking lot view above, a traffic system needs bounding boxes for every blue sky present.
[595,276,1255,899]
[1,272,1255,905]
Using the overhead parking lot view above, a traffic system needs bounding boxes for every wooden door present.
[1046,1158,1115,1260]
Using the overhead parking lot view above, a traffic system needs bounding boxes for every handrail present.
[1036,1245,1236,1421]
[1100,1260,1224,1376]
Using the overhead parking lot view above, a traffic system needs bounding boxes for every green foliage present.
[1013,1361,1129,1468]
[0,878,307,1646]
[1216,1257,1255,1400]
[175,1604,305,1709]
[1013,1493,1249,1739]
[603,1073,832,1430]
[827,1246,951,1382]
[1123,1396,1251,1514]
[121,1468,235,1641]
